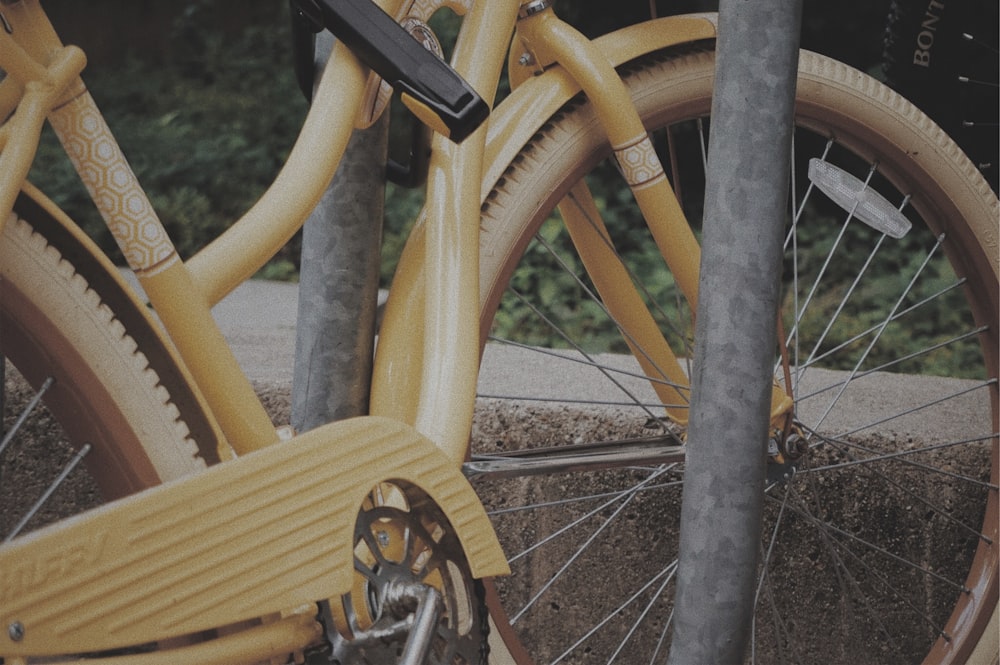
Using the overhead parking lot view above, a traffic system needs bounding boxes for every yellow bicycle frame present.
[0,0,796,659]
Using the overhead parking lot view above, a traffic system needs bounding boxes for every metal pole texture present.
[292,31,388,431]
[667,1,802,663]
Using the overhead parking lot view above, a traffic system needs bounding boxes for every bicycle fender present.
[0,416,508,656]
[10,182,230,466]
[482,14,717,200]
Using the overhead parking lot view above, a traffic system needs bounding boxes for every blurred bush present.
[31,0,891,279]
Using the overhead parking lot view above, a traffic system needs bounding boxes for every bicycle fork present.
[513,3,794,428]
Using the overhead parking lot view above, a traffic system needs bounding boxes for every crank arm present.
[318,582,443,664]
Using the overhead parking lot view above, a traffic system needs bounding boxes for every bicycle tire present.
[1,193,213,571]
[475,46,998,665]
[0,194,489,661]
[882,0,999,192]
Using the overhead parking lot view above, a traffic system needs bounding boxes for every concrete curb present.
[206,279,986,449]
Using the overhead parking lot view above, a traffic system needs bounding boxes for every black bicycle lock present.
[289,0,490,143]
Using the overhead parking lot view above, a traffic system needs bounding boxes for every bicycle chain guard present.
[0,416,507,657]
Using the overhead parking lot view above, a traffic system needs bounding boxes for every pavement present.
[122,271,299,386]
[209,278,300,386]
[199,277,988,447]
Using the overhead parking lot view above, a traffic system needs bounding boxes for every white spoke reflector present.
[808,159,912,238]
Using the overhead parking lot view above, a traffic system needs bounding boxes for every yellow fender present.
[0,416,508,656]
[484,14,717,197]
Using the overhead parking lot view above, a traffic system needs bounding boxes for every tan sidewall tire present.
[1,212,205,498]
[477,47,998,664]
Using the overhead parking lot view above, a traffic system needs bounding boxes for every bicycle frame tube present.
[0,0,513,458]
[0,1,86,236]
[371,0,520,464]
[184,38,374,307]
[512,7,793,425]
[375,3,706,435]
[515,7,708,424]
[137,41,375,453]
[30,3,381,453]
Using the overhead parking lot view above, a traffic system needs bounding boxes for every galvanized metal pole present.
[667,1,802,663]
[292,31,388,431]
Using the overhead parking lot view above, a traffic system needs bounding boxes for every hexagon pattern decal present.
[50,93,177,274]
[614,134,665,190]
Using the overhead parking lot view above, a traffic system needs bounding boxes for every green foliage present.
[788,222,985,379]
[381,183,424,286]
[31,1,308,265]
[255,259,299,283]
[30,1,451,286]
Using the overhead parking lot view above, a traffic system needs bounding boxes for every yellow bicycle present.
[0,1,996,663]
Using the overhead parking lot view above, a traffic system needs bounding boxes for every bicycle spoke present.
[824,379,995,442]
[530,232,689,403]
[485,477,683,517]
[505,479,648,566]
[485,336,688,397]
[564,186,695,360]
[752,484,793,664]
[794,432,994,570]
[808,235,945,433]
[804,428,998,492]
[509,467,671,622]
[785,138,833,375]
[497,284,678,424]
[783,484,907,652]
[477,48,997,665]
[550,560,678,665]
[606,562,676,665]
[0,375,54,462]
[785,161,879,363]
[5,443,90,542]
[801,322,983,382]
[782,487,956,643]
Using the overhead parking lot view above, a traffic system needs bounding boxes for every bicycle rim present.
[475,47,998,665]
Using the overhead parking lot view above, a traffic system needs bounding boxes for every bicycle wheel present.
[474,46,998,665]
[0,193,209,540]
[882,0,999,193]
